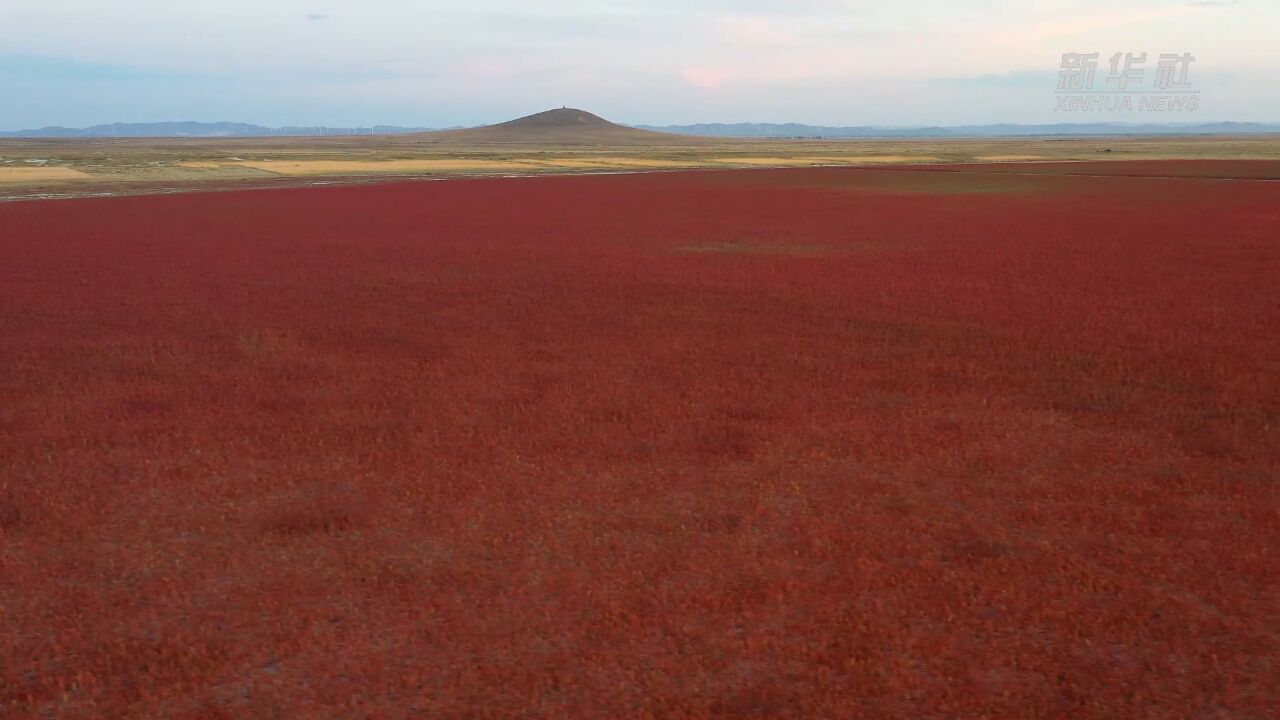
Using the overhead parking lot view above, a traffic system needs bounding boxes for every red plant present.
[1,162,1277,718]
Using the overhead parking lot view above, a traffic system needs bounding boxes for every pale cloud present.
[681,66,733,90]
[714,16,800,47]
[1028,5,1204,39]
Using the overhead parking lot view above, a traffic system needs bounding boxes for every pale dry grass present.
[531,157,701,168]
[229,159,537,175]
[1,134,1276,198]
[231,157,707,175]
[0,167,90,183]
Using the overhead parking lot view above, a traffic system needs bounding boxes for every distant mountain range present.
[0,121,449,138]
[637,121,1280,138]
[2,119,1278,139]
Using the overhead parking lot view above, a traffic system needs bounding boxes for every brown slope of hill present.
[416,108,713,145]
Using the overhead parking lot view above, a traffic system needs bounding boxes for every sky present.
[2,0,1277,130]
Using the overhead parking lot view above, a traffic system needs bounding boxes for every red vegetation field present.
[2,162,1277,718]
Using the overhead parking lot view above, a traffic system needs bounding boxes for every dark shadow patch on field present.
[673,238,917,257]
[259,484,366,537]
[0,486,22,532]
[675,242,838,257]
[237,328,305,359]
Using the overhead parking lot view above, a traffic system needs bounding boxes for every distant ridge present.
[638,120,1280,138]
[5,117,1279,140]
[418,108,708,145]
